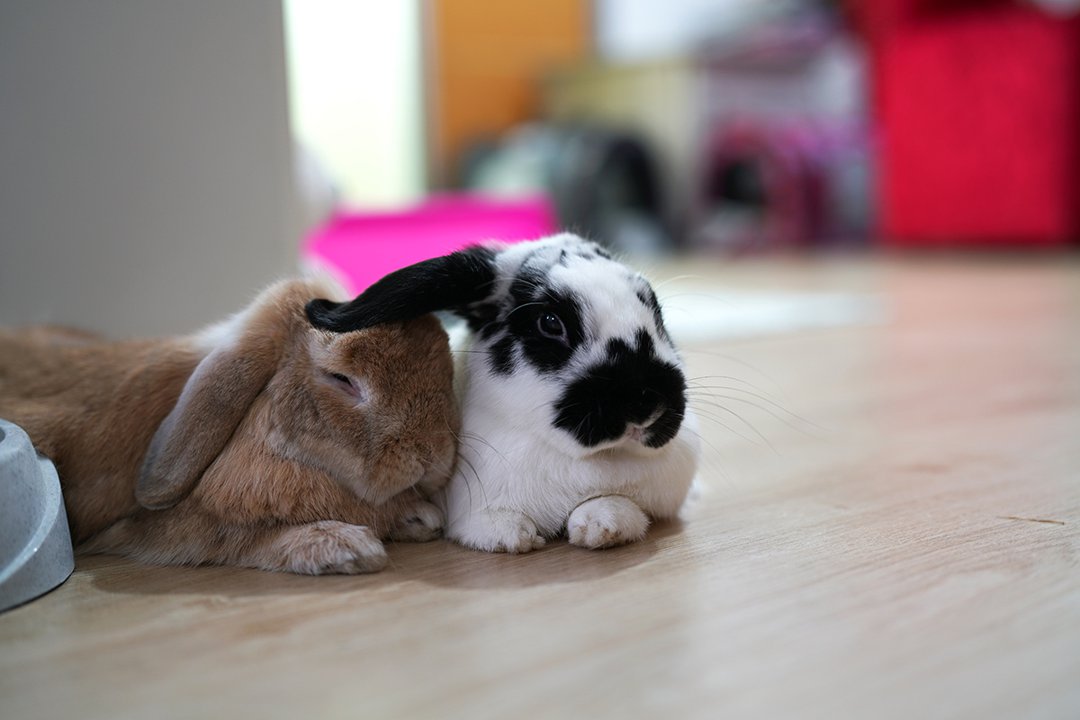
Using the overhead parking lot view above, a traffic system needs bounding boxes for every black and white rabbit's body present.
[307,234,700,552]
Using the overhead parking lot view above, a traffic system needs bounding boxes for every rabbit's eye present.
[325,370,370,404]
[327,371,356,393]
[537,311,567,342]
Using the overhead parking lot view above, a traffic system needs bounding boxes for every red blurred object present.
[852,0,1080,248]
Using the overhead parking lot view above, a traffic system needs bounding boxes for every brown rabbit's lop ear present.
[305,245,499,332]
[135,290,293,510]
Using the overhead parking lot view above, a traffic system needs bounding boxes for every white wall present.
[284,0,424,209]
[0,1,300,337]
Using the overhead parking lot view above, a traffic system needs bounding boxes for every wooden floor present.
[2,256,1078,719]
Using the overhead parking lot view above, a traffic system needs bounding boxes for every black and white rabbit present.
[307,233,700,552]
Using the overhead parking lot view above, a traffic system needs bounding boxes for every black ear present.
[306,245,499,332]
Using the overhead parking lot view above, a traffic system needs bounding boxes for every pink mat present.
[302,194,557,295]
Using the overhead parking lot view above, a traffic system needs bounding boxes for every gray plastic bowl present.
[0,419,74,613]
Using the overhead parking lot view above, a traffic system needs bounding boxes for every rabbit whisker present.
[689,390,824,436]
[688,402,775,452]
[678,426,733,485]
[687,384,821,430]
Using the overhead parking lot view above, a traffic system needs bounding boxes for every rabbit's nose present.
[625,407,663,443]
[630,389,663,421]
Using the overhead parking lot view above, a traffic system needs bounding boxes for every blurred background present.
[1,0,1078,335]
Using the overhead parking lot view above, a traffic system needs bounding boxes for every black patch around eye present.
[481,263,546,375]
[487,260,586,375]
[512,291,584,374]
[553,331,686,448]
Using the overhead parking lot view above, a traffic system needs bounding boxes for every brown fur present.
[0,278,458,574]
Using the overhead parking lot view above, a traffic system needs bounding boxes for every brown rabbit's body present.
[0,332,198,541]
[0,278,458,574]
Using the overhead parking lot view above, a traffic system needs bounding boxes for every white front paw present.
[567,495,650,549]
[451,508,546,554]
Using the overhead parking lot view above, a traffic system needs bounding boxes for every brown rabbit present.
[0,277,459,574]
